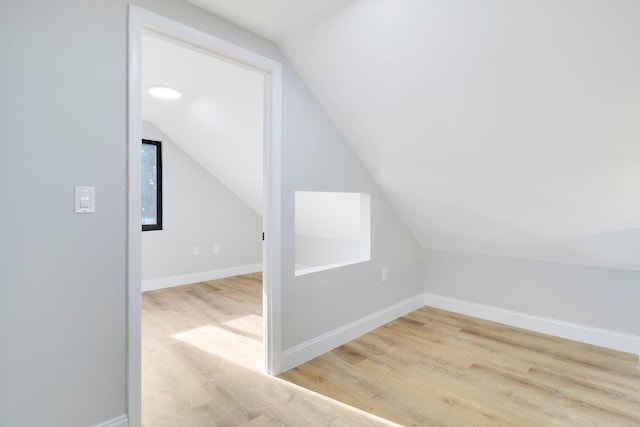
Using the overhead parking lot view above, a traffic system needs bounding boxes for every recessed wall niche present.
[295,191,371,276]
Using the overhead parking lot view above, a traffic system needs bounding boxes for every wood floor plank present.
[143,275,640,426]
[282,306,640,426]
[143,273,399,427]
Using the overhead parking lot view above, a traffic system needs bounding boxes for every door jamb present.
[127,6,282,426]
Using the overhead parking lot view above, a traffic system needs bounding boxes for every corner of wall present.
[281,294,424,372]
[423,249,640,355]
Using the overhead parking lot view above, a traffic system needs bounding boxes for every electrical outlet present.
[193,246,199,256]
[213,244,220,254]
[382,268,389,282]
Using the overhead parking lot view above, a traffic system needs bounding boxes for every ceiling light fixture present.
[147,85,182,100]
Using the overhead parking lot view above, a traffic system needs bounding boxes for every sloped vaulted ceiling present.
[142,33,265,214]
[188,0,640,271]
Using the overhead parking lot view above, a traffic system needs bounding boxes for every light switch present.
[79,189,91,208]
[75,186,95,213]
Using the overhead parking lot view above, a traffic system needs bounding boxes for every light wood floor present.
[142,273,395,426]
[143,273,640,426]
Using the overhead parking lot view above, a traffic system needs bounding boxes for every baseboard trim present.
[142,263,263,292]
[94,414,128,427]
[280,294,425,372]
[424,293,640,355]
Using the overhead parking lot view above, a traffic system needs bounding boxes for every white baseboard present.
[94,415,128,427]
[280,294,425,372]
[142,263,263,292]
[424,293,640,356]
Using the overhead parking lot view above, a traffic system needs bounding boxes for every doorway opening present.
[128,6,282,426]
[140,30,265,290]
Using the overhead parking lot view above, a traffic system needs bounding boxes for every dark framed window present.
[142,139,163,231]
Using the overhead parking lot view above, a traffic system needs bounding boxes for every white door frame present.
[127,5,282,426]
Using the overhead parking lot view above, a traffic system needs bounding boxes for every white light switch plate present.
[75,186,95,213]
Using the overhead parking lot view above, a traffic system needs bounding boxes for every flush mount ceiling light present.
[147,85,182,100]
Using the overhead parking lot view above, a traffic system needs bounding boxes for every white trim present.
[424,293,640,356]
[128,5,283,426]
[262,50,283,377]
[295,258,368,276]
[142,264,263,292]
[127,7,144,427]
[280,295,425,372]
[94,415,128,427]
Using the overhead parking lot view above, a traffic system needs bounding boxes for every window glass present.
[142,139,162,231]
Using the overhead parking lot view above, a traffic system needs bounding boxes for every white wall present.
[280,63,424,350]
[294,191,365,269]
[295,191,362,240]
[141,122,262,285]
[0,1,424,426]
[295,235,360,268]
[0,2,127,426]
[424,250,640,336]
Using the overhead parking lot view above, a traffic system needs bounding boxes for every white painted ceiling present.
[187,0,640,270]
[186,0,352,42]
[142,32,264,214]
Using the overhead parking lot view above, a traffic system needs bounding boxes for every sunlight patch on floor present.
[170,320,401,425]
[223,314,262,338]
[172,324,264,372]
